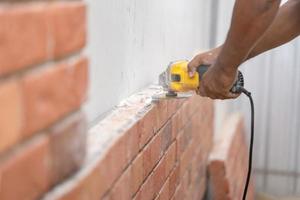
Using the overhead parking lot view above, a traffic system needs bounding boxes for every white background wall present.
[84,0,300,197]
[84,0,214,124]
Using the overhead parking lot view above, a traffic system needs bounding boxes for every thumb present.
[187,62,197,77]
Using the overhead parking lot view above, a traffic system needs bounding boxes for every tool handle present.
[196,64,244,94]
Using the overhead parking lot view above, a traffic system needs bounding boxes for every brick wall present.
[0,1,88,200]
[209,114,255,200]
[43,88,214,200]
[0,1,254,199]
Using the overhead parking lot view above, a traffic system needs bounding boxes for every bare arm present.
[216,0,281,75]
[190,0,300,65]
[247,0,300,59]
[188,0,281,99]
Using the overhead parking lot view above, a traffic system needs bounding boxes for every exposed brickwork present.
[0,4,48,76]
[0,135,51,200]
[0,0,87,199]
[0,1,256,199]
[43,91,214,200]
[0,79,23,153]
[48,2,86,58]
[21,56,88,138]
[49,112,87,185]
[209,114,255,200]
[0,2,86,77]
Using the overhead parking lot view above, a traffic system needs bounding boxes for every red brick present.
[133,138,177,200]
[0,168,2,193]
[169,164,180,196]
[52,125,140,200]
[156,178,170,200]
[61,133,132,200]
[160,120,172,153]
[191,148,206,184]
[171,110,183,140]
[143,133,162,178]
[209,161,229,197]
[111,166,132,200]
[0,135,51,200]
[153,156,166,194]
[176,122,192,160]
[167,99,179,119]
[101,193,111,200]
[181,170,190,195]
[112,124,140,174]
[134,173,155,200]
[185,97,195,118]
[165,142,176,175]
[0,4,48,76]
[105,137,129,184]
[156,100,168,128]
[21,57,88,137]
[180,101,189,126]
[0,79,23,154]
[138,106,157,148]
[48,2,86,58]
[124,124,139,163]
[152,141,176,196]
[59,160,108,200]
[131,153,144,196]
[188,177,207,200]
[70,57,89,106]
[172,183,184,200]
[179,141,194,180]
[58,149,127,200]
[49,111,87,185]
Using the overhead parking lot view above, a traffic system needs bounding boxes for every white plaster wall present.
[84,0,214,124]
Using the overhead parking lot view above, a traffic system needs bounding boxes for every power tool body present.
[153,60,244,100]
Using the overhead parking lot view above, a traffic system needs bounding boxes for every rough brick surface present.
[48,2,86,58]
[0,80,23,154]
[0,1,88,199]
[209,114,255,200]
[0,4,48,76]
[131,153,144,196]
[42,89,214,200]
[138,107,158,148]
[0,2,86,77]
[110,166,132,200]
[49,112,87,185]
[0,135,51,200]
[21,57,88,137]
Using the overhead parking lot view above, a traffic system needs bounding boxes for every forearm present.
[247,0,300,59]
[215,0,281,73]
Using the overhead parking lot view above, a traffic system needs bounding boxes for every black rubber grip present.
[196,65,244,94]
[197,65,209,80]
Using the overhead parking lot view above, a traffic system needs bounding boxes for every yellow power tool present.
[153,60,244,100]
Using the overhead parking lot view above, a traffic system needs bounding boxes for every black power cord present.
[239,87,255,200]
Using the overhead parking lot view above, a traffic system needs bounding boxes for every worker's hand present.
[188,48,240,99]
[196,65,240,99]
[187,47,221,77]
